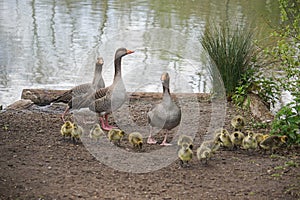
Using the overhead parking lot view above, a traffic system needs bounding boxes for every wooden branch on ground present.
[21,88,211,106]
[21,89,68,106]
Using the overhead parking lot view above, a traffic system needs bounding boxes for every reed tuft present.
[201,24,254,99]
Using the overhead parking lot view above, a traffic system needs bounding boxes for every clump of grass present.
[200,23,254,99]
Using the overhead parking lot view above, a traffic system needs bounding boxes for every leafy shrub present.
[232,66,280,110]
[270,98,300,144]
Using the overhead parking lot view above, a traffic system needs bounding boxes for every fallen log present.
[6,99,34,110]
[21,88,211,106]
[21,89,68,106]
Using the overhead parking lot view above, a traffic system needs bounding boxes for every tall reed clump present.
[200,24,254,100]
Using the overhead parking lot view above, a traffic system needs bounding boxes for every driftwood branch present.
[19,89,273,123]
[21,88,211,106]
[21,89,68,106]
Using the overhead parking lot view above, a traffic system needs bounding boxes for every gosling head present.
[73,123,78,129]
[65,121,73,128]
[182,143,192,152]
[246,131,254,138]
[118,130,125,137]
[221,129,229,137]
[203,151,210,158]
[137,141,143,149]
[234,132,239,138]
[280,135,288,143]
[93,123,101,129]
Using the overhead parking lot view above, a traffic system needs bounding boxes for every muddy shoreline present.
[0,93,299,199]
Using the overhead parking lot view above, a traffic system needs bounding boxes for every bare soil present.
[0,95,299,200]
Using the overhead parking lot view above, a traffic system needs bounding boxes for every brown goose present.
[147,72,181,146]
[86,48,134,130]
[53,57,105,122]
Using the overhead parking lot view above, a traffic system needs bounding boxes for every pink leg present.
[147,126,157,144]
[100,115,117,131]
[99,117,106,129]
[160,132,172,146]
[61,107,70,123]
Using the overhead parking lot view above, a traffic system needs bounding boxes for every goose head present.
[161,72,170,88]
[115,47,134,60]
[97,57,104,65]
[94,57,104,73]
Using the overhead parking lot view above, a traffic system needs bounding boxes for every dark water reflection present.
[0,0,280,106]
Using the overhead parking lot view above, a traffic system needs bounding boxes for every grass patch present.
[274,165,284,170]
[271,173,282,177]
[200,23,254,99]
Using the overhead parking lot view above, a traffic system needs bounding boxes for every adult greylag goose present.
[53,57,105,122]
[147,72,181,146]
[85,48,134,130]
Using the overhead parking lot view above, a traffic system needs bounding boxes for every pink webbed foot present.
[102,124,118,131]
[147,137,157,144]
[160,135,172,146]
[100,115,118,131]
[160,141,172,146]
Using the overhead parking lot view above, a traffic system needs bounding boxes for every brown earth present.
[0,95,299,200]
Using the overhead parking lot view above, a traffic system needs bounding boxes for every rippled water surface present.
[0,0,280,107]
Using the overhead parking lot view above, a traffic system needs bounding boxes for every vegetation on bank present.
[266,0,300,144]
[200,23,254,100]
[201,0,299,145]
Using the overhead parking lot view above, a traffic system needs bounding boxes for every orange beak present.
[126,49,135,54]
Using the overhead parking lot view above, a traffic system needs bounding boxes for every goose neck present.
[92,64,103,85]
[113,57,122,82]
[163,86,171,100]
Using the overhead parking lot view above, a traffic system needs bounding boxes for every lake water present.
[0,0,280,107]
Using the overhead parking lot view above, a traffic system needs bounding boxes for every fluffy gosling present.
[128,132,143,150]
[203,139,221,153]
[60,121,74,140]
[108,129,125,146]
[217,128,234,150]
[89,123,105,142]
[177,134,193,149]
[255,133,270,144]
[231,115,245,131]
[242,131,258,152]
[197,145,212,165]
[259,135,287,154]
[230,131,245,149]
[197,140,221,165]
[178,143,193,167]
[71,123,83,143]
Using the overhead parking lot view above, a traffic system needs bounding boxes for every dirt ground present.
[0,95,299,200]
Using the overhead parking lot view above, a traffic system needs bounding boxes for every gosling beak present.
[126,49,135,54]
